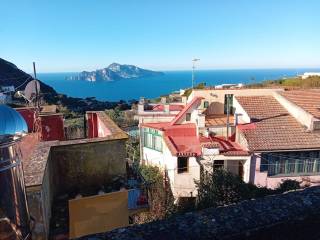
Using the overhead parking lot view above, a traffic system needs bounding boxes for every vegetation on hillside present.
[105,105,138,128]
[182,82,206,97]
[248,76,320,89]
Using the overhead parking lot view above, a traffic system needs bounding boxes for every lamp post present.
[192,58,200,88]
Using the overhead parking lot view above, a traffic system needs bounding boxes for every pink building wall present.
[252,154,320,189]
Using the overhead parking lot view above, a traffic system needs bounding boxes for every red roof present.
[200,135,249,156]
[170,97,203,125]
[165,135,202,157]
[141,97,247,157]
[152,104,184,111]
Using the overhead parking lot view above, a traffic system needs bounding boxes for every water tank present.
[0,105,30,239]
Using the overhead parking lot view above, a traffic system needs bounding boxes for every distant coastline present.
[38,68,320,101]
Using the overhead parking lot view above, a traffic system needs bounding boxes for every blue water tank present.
[0,104,28,136]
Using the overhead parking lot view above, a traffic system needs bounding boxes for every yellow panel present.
[69,190,129,239]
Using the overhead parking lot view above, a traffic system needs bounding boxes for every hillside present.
[0,58,130,114]
[68,63,164,81]
[0,58,58,102]
[248,76,320,89]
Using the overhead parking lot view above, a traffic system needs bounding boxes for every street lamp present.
[192,58,200,88]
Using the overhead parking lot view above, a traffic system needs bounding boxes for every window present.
[213,160,224,170]
[186,113,191,121]
[261,151,320,176]
[204,101,209,108]
[143,128,162,152]
[177,157,188,173]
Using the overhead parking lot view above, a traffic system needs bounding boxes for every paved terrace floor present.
[205,114,234,127]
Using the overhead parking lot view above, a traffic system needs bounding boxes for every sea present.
[37,68,320,102]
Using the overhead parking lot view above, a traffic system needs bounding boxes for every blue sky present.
[1,0,320,72]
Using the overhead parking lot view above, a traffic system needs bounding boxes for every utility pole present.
[226,94,232,139]
[33,62,40,109]
[192,58,200,88]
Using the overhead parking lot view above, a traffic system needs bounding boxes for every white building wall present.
[274,92,314,130]
[233,98,251,124]
[142,139,200,198]
[172,157,200,198]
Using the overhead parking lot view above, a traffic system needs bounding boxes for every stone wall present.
[51,139,127,195]
[80,186,320,240]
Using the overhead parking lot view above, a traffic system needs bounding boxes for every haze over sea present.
[38,68,320,101]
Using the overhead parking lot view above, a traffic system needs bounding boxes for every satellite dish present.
[24,80,40,102]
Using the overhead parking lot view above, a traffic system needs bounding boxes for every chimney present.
[181,96,187,104]
[164,104,170,113]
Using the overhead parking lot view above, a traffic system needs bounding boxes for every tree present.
[195,169,252,209]
[132,165,175,224]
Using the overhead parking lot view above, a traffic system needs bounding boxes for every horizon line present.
[35,66,320,74]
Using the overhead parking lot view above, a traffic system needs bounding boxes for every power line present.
[0,76,33,94]
[0,74,30,81]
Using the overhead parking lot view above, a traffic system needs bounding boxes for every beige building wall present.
[189,88,284,115]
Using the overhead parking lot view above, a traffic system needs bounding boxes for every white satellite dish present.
[24,80,40,102]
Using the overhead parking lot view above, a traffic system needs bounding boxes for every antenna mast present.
[32,62,41,137]
[33,62,40,109]
[192,58,200,89]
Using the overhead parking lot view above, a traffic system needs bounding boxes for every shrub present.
[278,179,300,193]
[195,169,252,209]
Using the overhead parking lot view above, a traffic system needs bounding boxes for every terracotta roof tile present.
[280,90,320,119]
[236,96,320,152]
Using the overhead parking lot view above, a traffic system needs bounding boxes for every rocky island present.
[68,63,164,82]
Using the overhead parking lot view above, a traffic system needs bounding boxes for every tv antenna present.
[15,62,42,135]
[192,58,200,88]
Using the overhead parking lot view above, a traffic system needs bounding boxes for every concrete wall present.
[26,152,54,240]
[51,139,127,195]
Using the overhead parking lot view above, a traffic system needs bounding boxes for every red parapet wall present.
[86,112,98,138]
[40,114,65,141]
[16,108,35,132]
[86,112,112,138]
